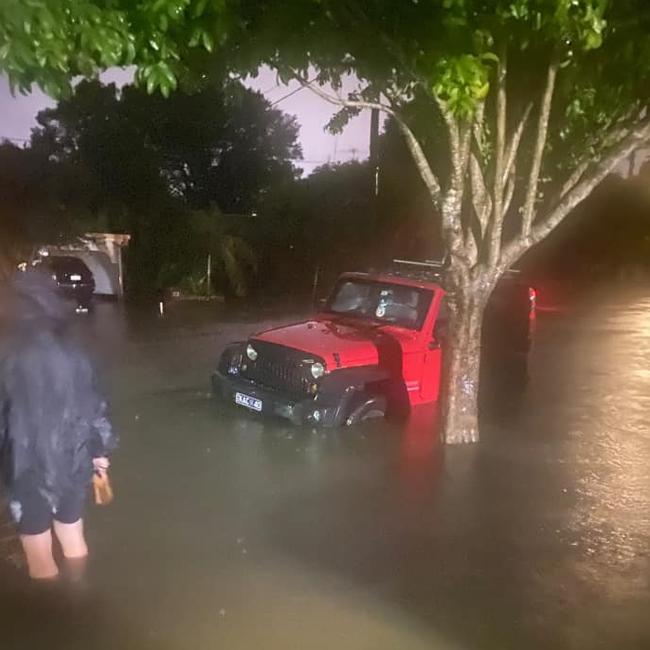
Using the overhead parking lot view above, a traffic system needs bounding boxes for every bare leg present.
[54,519,89,585]
[53,518,88,559]
[20,530,59,580]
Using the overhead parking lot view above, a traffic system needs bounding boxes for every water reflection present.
[566,299,650,572]
[401,404,441,461]
[517,296,650,645]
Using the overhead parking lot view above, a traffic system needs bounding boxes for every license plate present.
[235,392,263,412]
[70,274,82,282]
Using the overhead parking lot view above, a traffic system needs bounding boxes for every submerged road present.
[1,291,649,649]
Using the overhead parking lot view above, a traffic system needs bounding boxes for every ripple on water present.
[561,298,650,583]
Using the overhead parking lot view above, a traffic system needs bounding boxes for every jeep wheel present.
[345,395,387,426]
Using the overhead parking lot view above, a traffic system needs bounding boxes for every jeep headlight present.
[246,344,258,361]
[310,361,325,379]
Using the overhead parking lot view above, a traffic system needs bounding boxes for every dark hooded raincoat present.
[0,270,116,512]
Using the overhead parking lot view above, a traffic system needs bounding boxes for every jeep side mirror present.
[433,319,448,344]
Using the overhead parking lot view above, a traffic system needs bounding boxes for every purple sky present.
[0,66,373,175]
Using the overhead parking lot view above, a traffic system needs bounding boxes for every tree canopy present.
[0,0,236,97]
[33,77,301,213]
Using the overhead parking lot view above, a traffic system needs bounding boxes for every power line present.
[269,84,308,107]
[269,76,320,107]
[0,136,368,166]
[0,135,29,143]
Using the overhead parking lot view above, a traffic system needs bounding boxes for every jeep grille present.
[241,341,319,397]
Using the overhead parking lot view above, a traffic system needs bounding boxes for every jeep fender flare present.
[217,341,245,375]
[316,366,390,426]
[344,393,388,426]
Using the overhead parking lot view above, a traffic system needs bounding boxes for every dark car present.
[34,255,95,311]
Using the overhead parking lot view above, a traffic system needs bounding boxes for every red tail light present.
[528,287,537,318]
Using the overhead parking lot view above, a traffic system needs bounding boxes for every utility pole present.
[369,108,380,199]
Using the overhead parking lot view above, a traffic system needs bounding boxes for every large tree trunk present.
[442,286,487,444]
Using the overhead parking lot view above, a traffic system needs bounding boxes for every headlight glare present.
[310,362,325,379]
[246,344,258,361]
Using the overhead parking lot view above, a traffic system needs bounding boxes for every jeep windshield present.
[325,279,433,330]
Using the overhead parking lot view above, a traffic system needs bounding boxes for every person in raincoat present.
[0,269,116,580]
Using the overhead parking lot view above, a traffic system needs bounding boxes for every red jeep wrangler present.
[212,260,534,426]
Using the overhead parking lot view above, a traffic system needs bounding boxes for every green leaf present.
[201,30,213,52]
[146,71,157,95]
[480,52,499,64]
[189,27,203,47]
[584,30,602,50]
[475,81,489,99]
[161,62,177,89]
[125,40,137,63]
[192,0,208,18]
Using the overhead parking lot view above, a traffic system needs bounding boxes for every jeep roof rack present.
[388,258,523,282]
[385,259,446,283]
[392,259,447,269]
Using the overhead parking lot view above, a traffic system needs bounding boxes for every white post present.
[117,246,125,297]
[207,253,212,297]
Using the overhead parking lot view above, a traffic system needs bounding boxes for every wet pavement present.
[1,291,649,649]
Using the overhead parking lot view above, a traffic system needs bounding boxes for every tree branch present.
[487,48,508,266]
[521,61,559,237]
[472,100,486,155]
[456,123,476,266]
[557,122,635,202]
[465,226,479,267]
[435,93,461,176]
[503,173,516,217]
[394,119,443,206]
[557,158,590,202]
[435,96,470,263]
[501,120,650,269]
[467,101,490,242]
[459,122,472,182]
[469,152,492,237]
[456,99,487,267]
[291,69,388,113]
[503,103,532,184]
[289,70,443,206]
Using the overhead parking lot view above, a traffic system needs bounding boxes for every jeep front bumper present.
[211,370,346,427]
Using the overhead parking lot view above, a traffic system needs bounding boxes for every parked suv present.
[212,260,534,426]
[34,255,95,311]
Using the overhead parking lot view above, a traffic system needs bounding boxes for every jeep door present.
[418,292,446,404]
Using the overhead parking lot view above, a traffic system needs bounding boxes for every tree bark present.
[442,283,487,444]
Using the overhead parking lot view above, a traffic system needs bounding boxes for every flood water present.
[1,290,649,649]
